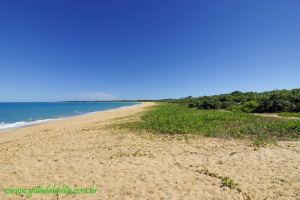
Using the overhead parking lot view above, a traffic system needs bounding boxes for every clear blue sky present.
[0,0,299,101]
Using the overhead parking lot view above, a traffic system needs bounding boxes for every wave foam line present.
[0,119,54,130]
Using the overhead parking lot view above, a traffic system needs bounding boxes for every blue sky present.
[0,0,299,101]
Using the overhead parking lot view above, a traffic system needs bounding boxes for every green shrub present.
[241,100,259,113]
[170,88,300,113]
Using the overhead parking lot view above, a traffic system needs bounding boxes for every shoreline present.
[0,102,142,132]
[0,102,151,143]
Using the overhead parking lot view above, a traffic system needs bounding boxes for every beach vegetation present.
[221,176,238,189]
[123,103,300,144]
[168,88,300,113]
[277,112,300,118]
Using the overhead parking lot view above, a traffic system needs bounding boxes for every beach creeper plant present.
[122,103,300,144]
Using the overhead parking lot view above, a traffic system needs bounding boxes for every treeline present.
[169,89,300,113]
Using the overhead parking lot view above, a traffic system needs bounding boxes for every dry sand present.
[0,102,299,200]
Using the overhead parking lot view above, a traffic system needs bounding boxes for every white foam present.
[0,119,54,130]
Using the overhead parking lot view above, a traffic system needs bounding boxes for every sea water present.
[0,102,139,130]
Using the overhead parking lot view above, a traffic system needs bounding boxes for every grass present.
[221,176,238,189]
[122,103,300,145]
[251,133,277,147]
[278,112,300,118]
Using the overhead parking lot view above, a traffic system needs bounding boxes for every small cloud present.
[62,91,119,101]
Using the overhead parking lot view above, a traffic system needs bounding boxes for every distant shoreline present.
[59,100,157,103]
[0,102,151,139]
[0,102,141,131]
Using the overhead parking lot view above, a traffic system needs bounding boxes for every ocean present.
[0,102,139,130]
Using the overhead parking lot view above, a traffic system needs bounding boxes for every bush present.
[170,88,300,113]
[197,98,221,110]
[221,101,237,109]
[241,100,259,113]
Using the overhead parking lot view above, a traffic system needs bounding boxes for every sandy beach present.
[0,102,299,200]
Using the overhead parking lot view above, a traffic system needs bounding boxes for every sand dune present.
[0,102,299,200]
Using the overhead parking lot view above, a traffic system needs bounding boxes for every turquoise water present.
[0,102,139,130]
